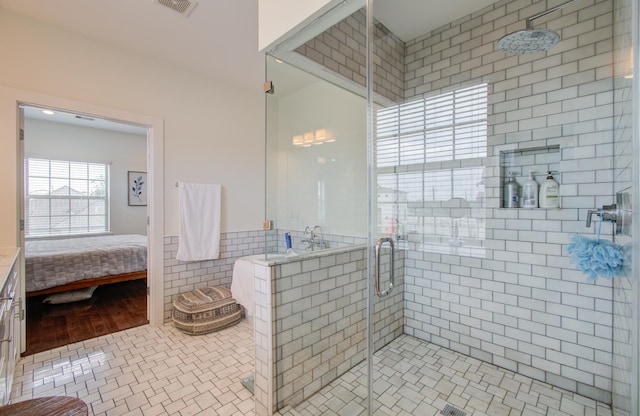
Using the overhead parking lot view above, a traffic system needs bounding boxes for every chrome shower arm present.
[525,0,582,30]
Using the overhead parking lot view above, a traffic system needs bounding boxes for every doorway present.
[20,104,150,354]
[0,85,165,357]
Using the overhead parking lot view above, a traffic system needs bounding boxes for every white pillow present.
[43,286,98,304]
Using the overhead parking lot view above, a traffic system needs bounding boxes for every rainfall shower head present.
[497,29,559,54]
[497,0,581,55]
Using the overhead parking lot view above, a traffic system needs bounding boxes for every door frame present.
[0,87,165,353]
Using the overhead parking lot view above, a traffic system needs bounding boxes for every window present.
[25,158,109,237]
[376,84,487,166]
[375,84,488,257]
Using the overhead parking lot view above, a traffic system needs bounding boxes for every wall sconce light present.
[303,131,314,147]
[314,128,326,145]
[292,128,335,147]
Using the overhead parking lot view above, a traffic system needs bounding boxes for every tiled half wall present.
[253,245,405,415]
[163,231,264,322]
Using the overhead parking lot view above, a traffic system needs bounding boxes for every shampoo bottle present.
[285,232,292,250]
[284,232,297,257]
[521,171,538,209]
[503,171,520,208]
[539,171,560,208]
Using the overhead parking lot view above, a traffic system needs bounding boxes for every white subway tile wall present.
[401,0,616,404]
[163,231,264,322]
[253,246,404,413]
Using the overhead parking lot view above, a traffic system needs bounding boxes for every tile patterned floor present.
[12,322,612,416]
[12,320,255,416]
[280,335,613,416]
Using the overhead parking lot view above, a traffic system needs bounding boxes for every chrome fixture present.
[374,238,395,298]
[586,203,618,232]
[590,192,634,235]
[616,191,632,236]
[301,225,327,251]
[497,0,582,54]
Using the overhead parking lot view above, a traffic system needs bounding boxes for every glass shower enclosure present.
[263,0,639,415]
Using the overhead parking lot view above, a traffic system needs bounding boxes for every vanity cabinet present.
[0,249,20,405]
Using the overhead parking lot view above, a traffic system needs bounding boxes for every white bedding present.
[25,234,147,293]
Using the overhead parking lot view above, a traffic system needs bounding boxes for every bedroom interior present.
[21,106,149,355]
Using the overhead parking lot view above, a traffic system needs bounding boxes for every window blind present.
[374,84,488,257]
[25,158,109,237]
[375,83,488,167]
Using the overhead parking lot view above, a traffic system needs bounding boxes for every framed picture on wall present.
[128,171,147,206]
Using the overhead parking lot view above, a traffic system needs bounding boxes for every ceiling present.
[0,0,265,92]
[373,0,499,42]
[22,106,148,136]
[0,0,498,86]
[2,0,497,130]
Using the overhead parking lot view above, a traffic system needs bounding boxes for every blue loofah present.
[566,234,625,281]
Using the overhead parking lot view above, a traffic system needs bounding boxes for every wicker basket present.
[172,287,243,335]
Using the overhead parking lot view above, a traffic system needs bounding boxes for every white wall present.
[24,119,147,236]
[258,0,338,51]
[0,10,265,244]
[275,81,367,237]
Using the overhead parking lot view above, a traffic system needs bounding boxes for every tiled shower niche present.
[499,145,561,209]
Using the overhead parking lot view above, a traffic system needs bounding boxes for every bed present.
[25,234,147,297]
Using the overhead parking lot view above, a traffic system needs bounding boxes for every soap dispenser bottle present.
[521,171,538,209]
[539,171,560,208]
[503,171,520,208]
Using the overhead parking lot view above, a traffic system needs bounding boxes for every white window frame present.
[25,158,110,237]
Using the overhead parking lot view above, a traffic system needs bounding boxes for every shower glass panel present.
[264,53,368,257]
[611,0,638,414]
[263,4,371,411]
[367,1,490,414]
[368,0,631,414]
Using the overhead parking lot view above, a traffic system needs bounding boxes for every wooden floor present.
[24,279,148,356]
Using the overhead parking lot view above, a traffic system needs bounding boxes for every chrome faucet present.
[586,204,617,228]
[313,225,327,249]
[301,225,327,250]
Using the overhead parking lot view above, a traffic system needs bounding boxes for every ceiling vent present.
[155,0,198,17]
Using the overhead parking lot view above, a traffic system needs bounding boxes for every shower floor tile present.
[279,334,612,416]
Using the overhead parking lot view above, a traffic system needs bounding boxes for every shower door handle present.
[374,238,395,298]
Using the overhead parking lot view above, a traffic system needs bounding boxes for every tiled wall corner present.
[295,8,405,103]
[163,230,264,322]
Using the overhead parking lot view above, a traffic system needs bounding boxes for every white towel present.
[176,182,222,261]
[231,255,263,317]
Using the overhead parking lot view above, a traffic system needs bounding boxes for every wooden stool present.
[0,396,88,416]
